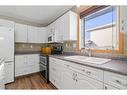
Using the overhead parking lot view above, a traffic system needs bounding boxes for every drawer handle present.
[86,71,91,75]
[115,80,127,87]
[104,86,107,90]
[115,80,121,84]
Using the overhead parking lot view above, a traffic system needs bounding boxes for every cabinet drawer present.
[63,61,103,81]
[104,71,127,89]
[84,66,103,81]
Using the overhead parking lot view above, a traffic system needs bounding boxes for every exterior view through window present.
[82,6,118,50]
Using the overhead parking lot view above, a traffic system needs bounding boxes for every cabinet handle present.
[73,78,75,80]
[115,80,121,84]
[105,86,107,90]
[115,80,127,87]
[75,79,78,82]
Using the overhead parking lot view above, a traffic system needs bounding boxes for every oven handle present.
[40,63,47,68]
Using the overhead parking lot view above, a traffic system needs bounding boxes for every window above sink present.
[79,6,123,54]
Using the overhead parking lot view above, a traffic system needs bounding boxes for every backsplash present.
[15,41,78,53]
[15,43,44,52]
[63,41,78,52]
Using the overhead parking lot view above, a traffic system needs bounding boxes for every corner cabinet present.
[28,26,47,43]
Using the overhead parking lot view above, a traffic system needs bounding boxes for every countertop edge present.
[49,55,127,76]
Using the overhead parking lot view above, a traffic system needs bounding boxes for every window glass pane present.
[83,6,117,50]
[85,7,116,30]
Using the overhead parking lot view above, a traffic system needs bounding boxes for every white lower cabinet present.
[34,54,40,72]
[61,67,103,89]
[76,73,103,89]
[49,57,63,89]
[50,57,127,90]
[15,54,40,77]
[61,67,76,89]
[49,57,103,89]
[104,71,127,89]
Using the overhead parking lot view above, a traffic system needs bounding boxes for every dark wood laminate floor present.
[5,73,56,89]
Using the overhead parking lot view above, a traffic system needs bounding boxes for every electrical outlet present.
[30,45,33,48]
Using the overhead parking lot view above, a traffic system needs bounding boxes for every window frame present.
[78,6,123,54]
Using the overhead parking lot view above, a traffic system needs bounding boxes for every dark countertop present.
[15,51,41,55]
[49,55,127,76]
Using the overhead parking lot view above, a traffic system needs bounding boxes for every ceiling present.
[0,6,74,26]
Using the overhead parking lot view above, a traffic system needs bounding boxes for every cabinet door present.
[76,73,103,89]
[28,26,39,43]
[104,84,118,90]
[4,62,14,84]
[104,71,127,89]
[55,18,63,42]
[34,54,40,72]
[27,55,35,66]
[49,58,63,89]
[62,12,69,41]
[61,67,76,89]
[15,23,28,42]
[39,28,47,43]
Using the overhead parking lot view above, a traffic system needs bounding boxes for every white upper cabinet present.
[28,26,39,43]
[28,26,47,43]
[14,22,47,43]
[15,23,28,42]
[39,27,47,43]
[61,11,77,41]
[0,19,14,28]
[47,11,77,42]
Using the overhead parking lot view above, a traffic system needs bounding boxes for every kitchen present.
[0,5,127,90]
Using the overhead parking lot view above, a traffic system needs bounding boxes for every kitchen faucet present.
[84,40,98,57]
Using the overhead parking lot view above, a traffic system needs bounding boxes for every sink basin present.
[64,56,111,65]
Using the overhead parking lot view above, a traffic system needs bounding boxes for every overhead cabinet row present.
[0,11,77,43]
[15,23,47,43]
